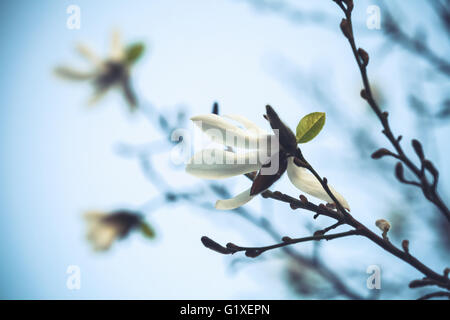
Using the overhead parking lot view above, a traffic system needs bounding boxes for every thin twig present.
[334,0,450,223]
[206,229,360,258]
[417,291,450,300]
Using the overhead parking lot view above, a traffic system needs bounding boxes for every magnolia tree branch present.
[418,291,450,300]
[201,229,360,258]
[330,0,450,290]
[121,99,364,299]
[334,0,450,223]
[208,167,450,291]
[201,1,450,297]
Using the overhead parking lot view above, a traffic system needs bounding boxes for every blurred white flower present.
[185,113,349,211]
[84,210,154,251]
[55,31,145,111]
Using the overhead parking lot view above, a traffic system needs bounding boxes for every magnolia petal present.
[191,114,273,150]
[84,211,106,222]
[286,158,350,210]
[110,30,124,62]
[223,114,268,136]
[215,187,255,210]
[88,224,118,251]
[54,66,96,81]
[76,43,103,67]
[186,149,262,179]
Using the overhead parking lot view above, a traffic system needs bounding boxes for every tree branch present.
[202,229,361,258]
[333,0,450,223]
[417,291,450,300]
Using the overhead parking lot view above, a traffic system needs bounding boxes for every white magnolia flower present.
[55,31,144,110]
[186,112,350,211]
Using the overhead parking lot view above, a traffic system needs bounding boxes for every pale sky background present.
[0,0,448,299]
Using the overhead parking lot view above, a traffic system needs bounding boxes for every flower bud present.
[299,194,308,203]
[245,249,261,258]
[358,48,369,67]
[340,18,352,39]
[375,219,390,232]
[411,139,424,160]
[371,148,396,159]
[402,239,409,253]
[395,162,405,182]
[201,236,232,255]
[376,219,391,240]
[360,89,368,100]
[423,160,438,178]
[226,242,241,252]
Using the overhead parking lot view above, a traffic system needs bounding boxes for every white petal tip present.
[190,114,218,121]
[215,200,232,210]
[214,188,254,210]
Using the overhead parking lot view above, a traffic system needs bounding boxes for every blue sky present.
[0,0,448,299]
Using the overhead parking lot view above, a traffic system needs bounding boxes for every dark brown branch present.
[417,291,450,300]
[130,101,363,299]
[263,182,450,290]
[314,221,343,236]
[409,278,448,290]
[333,0,450,223]
[243,114,450,291]
[261,189,343,221]
[294,153,350,218]
[202,230,361,258]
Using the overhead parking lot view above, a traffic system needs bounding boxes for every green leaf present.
[296,112,326,143]
[125,43,145,64]
[140,221,156,239]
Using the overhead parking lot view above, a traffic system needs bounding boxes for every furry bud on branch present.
[402,240,410,254]
[376,219,390,240]
[201,236,232,255]
[423,160,438,178]
[360,89,368,100]
[357,48,369,67]
[395,162,405,182]
[299,194,308,204]
[314,230,324,237]
[340,19,352,39]
[245,249,262,258]
[371,148,397,159]
[225,242,241,251]
[394,162,421,187]
[423,160,439,189]
[376,219,390,232]
[411,139,424,160]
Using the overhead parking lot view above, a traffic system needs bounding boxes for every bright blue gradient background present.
[0,0,448,299]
